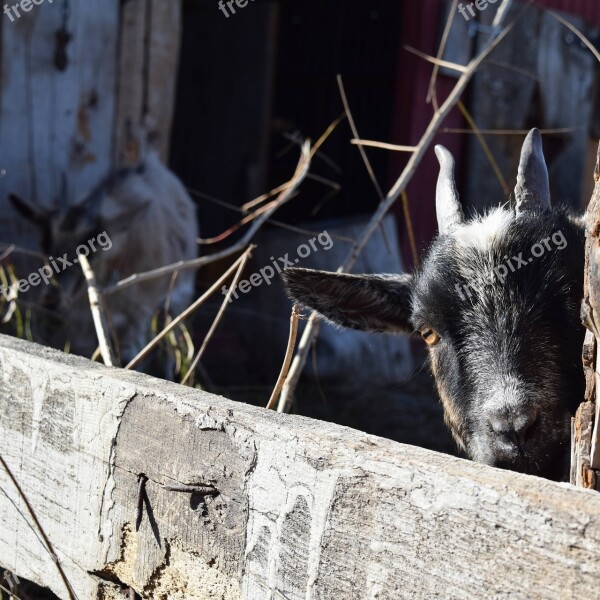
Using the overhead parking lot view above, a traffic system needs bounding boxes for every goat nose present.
[489,410,539,451]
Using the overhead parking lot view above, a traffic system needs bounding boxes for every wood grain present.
[1,335,600,599]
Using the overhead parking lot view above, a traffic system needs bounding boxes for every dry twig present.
[403,45,467,73]
[401,191,420,268]
[546,9,600,64]
[125,245,255,370]
[456,100,510,196]
[181,246,253,385]
[426,0,459,111]
[351,139,417,152]
[189,187,356,242]
[79,253,115,366]
[266,304,300,410]
[0,453,77,600]
[103,141,311,296]
[337,75,383,199]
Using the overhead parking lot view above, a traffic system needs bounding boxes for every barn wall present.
[0,0,182,251]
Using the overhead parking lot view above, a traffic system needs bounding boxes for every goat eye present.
[420,328,440,346]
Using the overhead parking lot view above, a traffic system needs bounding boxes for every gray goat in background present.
[9,150,198,368]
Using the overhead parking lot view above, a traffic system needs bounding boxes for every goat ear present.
[9,194,47,224]
[282,267,413,334]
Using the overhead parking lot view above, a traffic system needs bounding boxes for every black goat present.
[283,129,585,481]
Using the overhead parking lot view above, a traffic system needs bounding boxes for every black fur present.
[282,269,413,334]
[283,208,585,481]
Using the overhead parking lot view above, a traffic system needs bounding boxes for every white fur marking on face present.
[451,207,513,253]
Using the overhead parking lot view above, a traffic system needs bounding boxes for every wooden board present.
[0,0,182,254]
[0,0,120,248]
[463,6,595,212]
[114,0,182,165]
[1,335,600,599]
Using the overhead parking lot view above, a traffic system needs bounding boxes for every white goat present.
[9,150,198,368]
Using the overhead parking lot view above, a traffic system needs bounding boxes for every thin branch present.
[78,253,115,366]
[306,173,341,191]
[401,191,420,267]
[456,100,510,196]
[188,188,354,243]
[0,244,47,261]
[197,195,300,246]
[487,59,538,80]
[241,182,288,213]
[125,245,255,370]
[0,244,15,262]
[0,581,24,600]
[351,139,417,152]
[492,0,513,27]
[0,453,77,600]
[277,313,320,413]
[240,173,339,213]
[277,0,519,413]
[337,74,384,199]
[337,76,390,251]
[426,0,459,111]
[403,45,467,73]
[181,246,253,386]
[266,304,300,410]
[103,140,311,296]
[284,113,346,172]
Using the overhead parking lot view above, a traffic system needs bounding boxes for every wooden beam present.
[1,334,600,599]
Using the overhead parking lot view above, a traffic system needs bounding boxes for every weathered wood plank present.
[463,6,595,212]
[0,0,120,244]
[114,0,182,165]
[1,334,600,599]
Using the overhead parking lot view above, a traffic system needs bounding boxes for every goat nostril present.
[490,413,539,450]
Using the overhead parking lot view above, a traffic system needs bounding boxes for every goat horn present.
[514,128,551,215]
[434,145,464,235]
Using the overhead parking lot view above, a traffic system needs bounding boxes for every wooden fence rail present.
[1,334,600,599]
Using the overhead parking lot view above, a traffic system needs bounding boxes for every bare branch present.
[456,100,510,196]
[337,75,383,199]
[125,245,255,371]
[546,9,600,64]
[188,189,356,244]
[351,139,417,152]
[181,246,253,385]
[79,253,115,367]
[103,141,311,297]
[403,45,467,73]
[427,0,460,111]
[401,191,420,267]
[277,312,320,413]
[0,453,77,600]
[266,304,300,410]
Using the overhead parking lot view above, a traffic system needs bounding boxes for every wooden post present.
[574,141,600,489]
